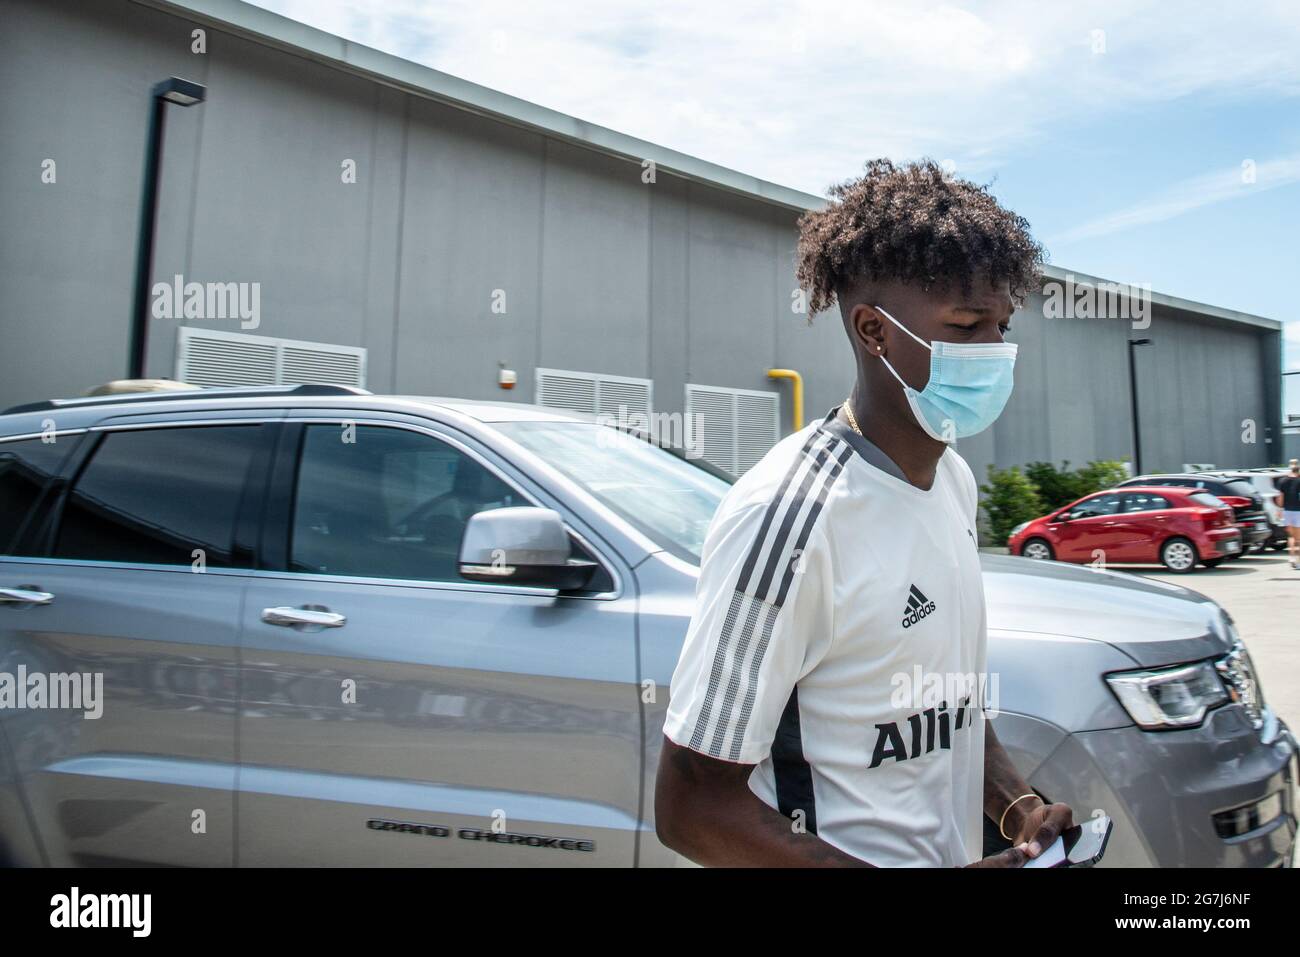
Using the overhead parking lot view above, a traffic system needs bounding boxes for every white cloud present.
[1047,153,1300,244]
[247,0,1300,195]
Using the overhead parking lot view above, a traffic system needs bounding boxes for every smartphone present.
[1022,814,1113,868]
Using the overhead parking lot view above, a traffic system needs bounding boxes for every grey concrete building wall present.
[170,22,389,378]
[393,98,545,399]
[956,294,1282,495]
[1284,430,1300,464]
[0,0,1284,492]
[0,0,826,426]
[1,0,208,407]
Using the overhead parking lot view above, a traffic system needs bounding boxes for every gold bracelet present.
[999,793,1042,841]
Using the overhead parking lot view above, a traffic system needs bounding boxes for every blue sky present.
[248,0,1300,412]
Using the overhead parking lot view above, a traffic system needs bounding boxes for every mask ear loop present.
[876,351,910,391]
[872,305,929,391]
[874,305,933,351]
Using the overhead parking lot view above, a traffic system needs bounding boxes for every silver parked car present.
[0,386,1295,867]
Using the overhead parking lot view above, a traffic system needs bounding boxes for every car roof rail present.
[2,383,372,416]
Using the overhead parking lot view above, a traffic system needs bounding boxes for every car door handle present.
[261,606,347,629]
[0,586,54,606]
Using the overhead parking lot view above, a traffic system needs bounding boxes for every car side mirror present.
[458,506,596,591]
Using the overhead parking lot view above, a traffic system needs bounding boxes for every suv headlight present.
[1215,638,1265,730]
[1106,661,1229,729]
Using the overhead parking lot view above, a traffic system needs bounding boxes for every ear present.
[848,303,887,358]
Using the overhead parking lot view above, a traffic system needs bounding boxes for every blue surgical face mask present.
[874,305,1017,442]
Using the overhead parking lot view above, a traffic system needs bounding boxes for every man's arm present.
[658,736,1031,867]
[655,510,868,867]
[983,723,1072,857]
[654,737,872,867]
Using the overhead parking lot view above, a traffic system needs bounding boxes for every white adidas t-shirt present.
[663,406,989,867]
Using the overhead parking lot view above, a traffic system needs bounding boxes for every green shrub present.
[977,459,1131,546]
[980,465,1046,544]
[1022,460,1087,510]
[1021,459,1131,511]
[1076,459,1130,496]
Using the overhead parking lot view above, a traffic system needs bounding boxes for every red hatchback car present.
[1007,486,1244,573]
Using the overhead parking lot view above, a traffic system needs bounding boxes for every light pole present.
[1128,338,1152,475]
[128,77,206,379]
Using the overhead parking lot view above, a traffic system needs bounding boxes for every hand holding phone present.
[1022,814,1113,868]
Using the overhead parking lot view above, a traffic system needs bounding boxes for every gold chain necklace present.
[842,396,864,436]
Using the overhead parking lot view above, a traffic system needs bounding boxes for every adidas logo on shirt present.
[901,584,936,629]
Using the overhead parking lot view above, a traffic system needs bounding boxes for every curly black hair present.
[795,158,1045,316]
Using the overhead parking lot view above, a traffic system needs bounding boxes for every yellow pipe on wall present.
[767,368,803,434]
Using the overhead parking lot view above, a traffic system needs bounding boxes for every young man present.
[655,159,1074,867]
[1276,459,1300,569]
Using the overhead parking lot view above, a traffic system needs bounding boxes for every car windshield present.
[1190,491,1227,508]
[493,421,732,564]
[1222,479,1257,497]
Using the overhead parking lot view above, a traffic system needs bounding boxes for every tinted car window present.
[290,425,521,581]
[1222,479,1258,498]
[0,436,77,554]
[54,426,265,567]
[1123,493,1170,512]
[1075,493,1123,517]
[1190,491,1226,508]
[494,420,731,564]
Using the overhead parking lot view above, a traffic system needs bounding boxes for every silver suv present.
[0,387,1295,866]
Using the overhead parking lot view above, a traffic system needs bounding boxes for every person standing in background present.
[1275,459,1300,570]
